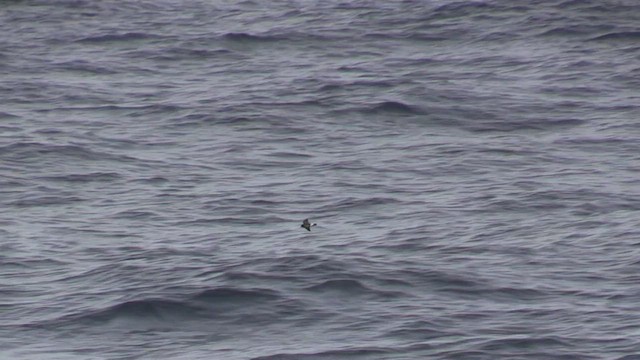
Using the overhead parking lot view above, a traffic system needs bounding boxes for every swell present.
[250,346,395,360]
[76,32,160,44]
[0,142,140,163]
[222,32,285,42]
[332,100,423,116]
[303,279,407,299]
[589,31,640,41]
[220,31,328,43]
[32,287,288,328]
[38,172,122,183]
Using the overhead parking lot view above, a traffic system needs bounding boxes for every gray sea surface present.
[2,1,640,359]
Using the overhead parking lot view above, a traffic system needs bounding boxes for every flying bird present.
[301,218,317,231]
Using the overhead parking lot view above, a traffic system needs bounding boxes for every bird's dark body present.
[301,219,316,231]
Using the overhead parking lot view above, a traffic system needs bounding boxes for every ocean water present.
[2,0,640,359]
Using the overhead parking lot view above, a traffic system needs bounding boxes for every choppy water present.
[2,1,640,359]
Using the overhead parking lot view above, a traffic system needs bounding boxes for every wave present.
[589,31,640,41]
[432,1,496,18]
[51,60,117,75]
[303,279,406,298]
[0,142,138,163]
[28,298,205,330]
[467,117,586,133]
[330,100,423,117]
[319,79,397,92]
[266,151,313,159]
[8,194,84,207]
[538,24,613,38]
[372,100,421,114]
[89,298,203,322]
[476,336,572,351]
[125,47,238,62]
[250,346,394,360]
[0,257,68,270]
[76,32,159,44]
[191,287,280,304]
[222,32,284,42]
[38,172,121,183]
[0,111,18,119]
[36,286,285,329]
[110,209,159,219]
[359,267,547,301]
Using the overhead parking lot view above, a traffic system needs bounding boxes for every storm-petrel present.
[301,218,317,231]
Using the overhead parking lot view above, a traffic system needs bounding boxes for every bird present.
[301,218,317,231]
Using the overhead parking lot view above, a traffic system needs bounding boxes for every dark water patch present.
[266,151,313,159]
[478,31,519,42]
[222,32,284,42]
[538,24,614,38]
[51,60,117,75]
[126,47,238,62]
[69,298,204,326]
[476,146,538,156]
[589,31,640,41]
[76,32,159,44]
[191,287,280,305]
[421,269,483,290]
[8,195,84,207]
[479,286,549,302]
[34,104,131,113]
[168,46,233,56]
[367,236,440,253]
[0,142,140,163]
[110,210,159,220]
[134,176,169,184]
[0,257,68,270]
[127,103,186,116]
[0,177,26,189]
[38,172,121,183]
[303,279,404,298]
[251,346,395,360]
[331,101,422,116]
[163,112,213,127]
[432,0,495,18]
[370,101,422,114]
[0,111,18,119]
[189,287,291,319]
[467,116,585,133]
[319,79,397,92]
[386,320,451,341]
[477,336,573,351]
[221,270,299,283]
[362,32,449,42]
